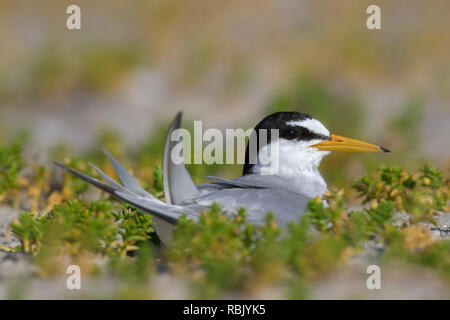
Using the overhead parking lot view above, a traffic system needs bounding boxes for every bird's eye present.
[282,128,297,140]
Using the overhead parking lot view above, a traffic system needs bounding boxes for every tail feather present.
[103,149,153,199]
[88,162,127,192]
[54,161,179,224]
[54,161,117,195]
[115,191,180,222]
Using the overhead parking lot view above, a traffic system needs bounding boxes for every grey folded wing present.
[192,185,311,227]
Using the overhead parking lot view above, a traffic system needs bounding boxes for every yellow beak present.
[311,134,390,153]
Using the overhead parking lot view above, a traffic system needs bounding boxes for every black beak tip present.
[380,146,391,153]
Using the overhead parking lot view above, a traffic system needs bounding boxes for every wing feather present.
[162,112,199,205]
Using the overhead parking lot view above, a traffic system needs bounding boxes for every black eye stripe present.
[281,127,298,139]
[279,126,329,141]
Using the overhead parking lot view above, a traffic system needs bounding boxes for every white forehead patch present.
[286,119,330,136]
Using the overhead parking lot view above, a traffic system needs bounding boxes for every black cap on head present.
[253,112,312,131]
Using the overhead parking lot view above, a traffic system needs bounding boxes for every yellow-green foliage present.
[353,165,449,221]
[0,133,27,196]
[7,158,450,297]
[10,200,155,275]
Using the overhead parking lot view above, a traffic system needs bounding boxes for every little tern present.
[56,111,390,244]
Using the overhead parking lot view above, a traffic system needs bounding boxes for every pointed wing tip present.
[103,148,112,157]
[171,111,183,129]
[87,162,103,172]
[53,161,68,171]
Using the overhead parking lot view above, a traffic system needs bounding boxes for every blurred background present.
[0,0,449,187]
[0,0,449,300]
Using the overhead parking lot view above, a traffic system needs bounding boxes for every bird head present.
[244,111,390,177]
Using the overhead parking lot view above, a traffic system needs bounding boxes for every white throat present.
[249,139,330,197]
